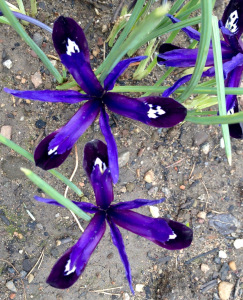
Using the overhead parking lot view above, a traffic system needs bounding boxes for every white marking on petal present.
[48,145,59,156]
[64,259,76,276]
[169,232,177,240]
[94,157,107,174]
[227,107,235,115]
[225,10,239,33]
[147,104,166,119]
[66,38,80,56]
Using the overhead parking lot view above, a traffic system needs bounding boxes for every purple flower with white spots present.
[4,16,187,183]
[34,139,193,292]
[157,0,243,139]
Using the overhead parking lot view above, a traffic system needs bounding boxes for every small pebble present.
[197,211,206,220]
[144,170,154,183]
[126,182,135,192]
[135,284,144,292]
[1,125,12,139]
[9,293,16,299]
[3,59,13,69]
[118,151,130,167]
[228,261,236,271]
[123,293,130,300]
[233,239,243,249]
[219,250,227,259]
[31,71,42,88]
[33,32,44,47]
[179,185,186,190]
[102,24,108,33]
[218,281,234,300]
[201,263,210,273]
[35,119,46,129]
[20,270,27,278]
[28,274,34,283]
[201,143,210,155]
[194,131,209,146]
[6,281,17,293]
[220,137,225,149]
[149,206,160,218]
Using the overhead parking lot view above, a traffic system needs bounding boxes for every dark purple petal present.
[157,219,193,250]
[162,74,192,97]
[90,166,114,209]
[34,101,100,170]
[111,198,165,210]
[34,196,98,213]
[104,56,147,91]
[46,212,106,289]
[99,108,119,183]
[166,14,201,41]
[109,210,173,245]
[107,217,134,294]
[221,0,243,49]
[49,100,100,155]
[4,88,91,103]
[220,52,243,79]
[104,92,187,128]
[53,16,103,96]
[157,43,182,64]
[83,139,109,180]
[34,131,72,170]
[225,65,243,110]
[228,103,243,139]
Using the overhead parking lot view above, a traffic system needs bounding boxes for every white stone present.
[201,143,210,155]
[31,71,42,88]
[218,281,234,300]
[149,206,160,218]
[122,293,130,300]
[218,250,227,259]
[220,137,225,149]
[6,280,17,292]
[3,59,13,69]
[201,263,210,273]
[1,125,12,140]
[135,284,144,292]
[233,239,243,249]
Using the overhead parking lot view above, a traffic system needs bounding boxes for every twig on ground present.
[184,247,219,265]
[26,248,45,277]
[165,158,185,168]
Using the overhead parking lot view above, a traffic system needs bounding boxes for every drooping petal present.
[156,219,193,250]
[49,100,100,155]
[158,46,234,68]
[34,196,98,213]
[34,131,72,170]
[107,217,134,294]
[4,88,91,103]
[228,102,243,139]
[99,107,119,183]
[53,16,104,96]
[104,56,147,91]
[166,14,201,41]
[221,0,243,50]
[83,139,109,180]
[109,209,173,245]
[34,101,100,170]
[220,52,243,79]
[111,198,165,210]
[104,92,187,128]
[46,212,106,289]
[90,166,114,209]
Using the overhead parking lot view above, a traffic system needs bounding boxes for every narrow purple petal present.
[99,108,119,183]
[156,219,193,250]
[34,101,100,170]
[107,217,134,294]
[52,16,103,96]
[104,56,147,91]
[220,52,243,79]
[90,166,114,209]
[162,74,192,97]
[109,210,173,245]
[228,103,243,139]
[49,100,100,155]
[34,196,98,213]
[166,14,201,41]
[83,139,109,180]
[111,198,165,210]
[221,0,243,48]
[225,65,243,110]
[104,92,187,128]
[34,131,72,170]
[4,88,91,104]
[46,212,106,289]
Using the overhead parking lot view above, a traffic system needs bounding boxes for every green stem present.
[186,112,243,125]
[21,168,90,221]
[0,0,63,83]
[0,134,82,196]
[30,0,37,17]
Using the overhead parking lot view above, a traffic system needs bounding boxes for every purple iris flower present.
[34,139,193,292]
[4,16,187,183]
[157,0,243,139]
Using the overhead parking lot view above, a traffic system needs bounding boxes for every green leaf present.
[211,15,231,165]
[21,168,90,221]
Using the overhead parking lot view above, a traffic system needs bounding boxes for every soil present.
[0,1,242,300]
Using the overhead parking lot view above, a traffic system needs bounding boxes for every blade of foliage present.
[177,0,212,102]
[0,0,63,83]
[21,168,90,221]
[0,134,82,196]
[211,15,231,165]
[30,0,37,17]
[186,112,243,125]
